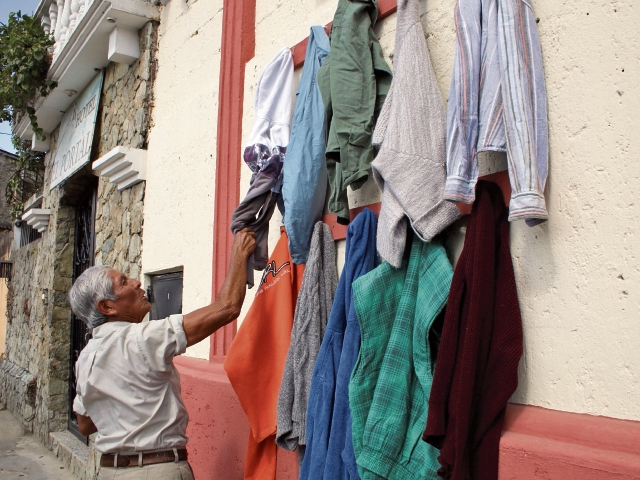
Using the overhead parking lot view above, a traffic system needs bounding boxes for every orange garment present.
[224,228,305,480]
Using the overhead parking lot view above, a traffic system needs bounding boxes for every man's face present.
[107,269,151,322]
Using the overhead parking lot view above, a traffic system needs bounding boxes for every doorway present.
[67,186,97,443]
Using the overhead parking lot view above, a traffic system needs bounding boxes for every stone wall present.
[0,359,37,425]
[0,150,76,444]
[94,21,158,278]
[0,21,158,452]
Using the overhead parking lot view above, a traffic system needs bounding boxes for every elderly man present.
[68,228,256,479]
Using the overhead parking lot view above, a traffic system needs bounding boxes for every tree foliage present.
[5,135,45,220]
[0,11,57,140]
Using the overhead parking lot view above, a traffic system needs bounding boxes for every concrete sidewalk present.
[0,407,76,480]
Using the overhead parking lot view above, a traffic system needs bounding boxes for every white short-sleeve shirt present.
[73,315,189,454]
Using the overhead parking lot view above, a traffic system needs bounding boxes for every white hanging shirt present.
[73,315,189,454]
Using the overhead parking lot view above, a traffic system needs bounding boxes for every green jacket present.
[349,237,452,479]
[318,0,393,223]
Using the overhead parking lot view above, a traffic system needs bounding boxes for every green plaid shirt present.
[349,238,452,479]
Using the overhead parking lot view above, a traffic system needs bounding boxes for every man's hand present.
[182,228,256,347]
[231,228,257,260]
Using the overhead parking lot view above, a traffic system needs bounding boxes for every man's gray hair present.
[69,265,118,329]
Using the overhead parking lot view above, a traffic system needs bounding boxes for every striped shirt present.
[444,0,549,225]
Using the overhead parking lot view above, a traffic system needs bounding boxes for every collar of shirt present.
[92,321,135,339]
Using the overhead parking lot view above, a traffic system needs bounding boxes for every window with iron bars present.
[0,260,11,280]
[19,223,42,247]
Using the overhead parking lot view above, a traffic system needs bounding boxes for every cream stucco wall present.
[142,0,223,359]
[0,233,11,356]
[236,0,640,421]
[506,0,639,420]
[142,0,639,417]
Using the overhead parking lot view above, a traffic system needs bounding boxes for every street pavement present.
[0,407,76,480]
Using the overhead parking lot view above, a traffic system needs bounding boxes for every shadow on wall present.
[509,170,556,406]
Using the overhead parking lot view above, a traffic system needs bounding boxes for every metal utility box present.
[149,271,184,320]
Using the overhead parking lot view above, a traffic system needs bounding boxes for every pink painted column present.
[210,0,256,358]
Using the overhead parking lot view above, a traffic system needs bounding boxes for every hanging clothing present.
[282,26,331,265]
[318,0,393,224]
[444,0,549,226]
[349,236,452,480]
[423,181,523,480]
[224,228,305,480]
[371,0,460,268]
[230,48,294,287]
[276,222,338,458]
[299,209,378,480]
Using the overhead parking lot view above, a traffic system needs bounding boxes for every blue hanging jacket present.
[300,208,378,480]
[282,26,331,264]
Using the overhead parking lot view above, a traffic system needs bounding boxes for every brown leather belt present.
[100,448,188,468]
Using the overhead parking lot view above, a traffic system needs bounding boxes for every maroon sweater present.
[423,181,523,479]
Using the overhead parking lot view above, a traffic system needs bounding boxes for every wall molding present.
[500,404,640,479]
[22,208,53,233]
[92,146,147,191]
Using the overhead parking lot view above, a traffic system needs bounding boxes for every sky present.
[0,0,45,153]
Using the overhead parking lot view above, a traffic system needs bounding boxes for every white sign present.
[50,72,104,190]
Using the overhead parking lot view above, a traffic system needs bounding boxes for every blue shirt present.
[300,209,377,480]
[281,26,330,264]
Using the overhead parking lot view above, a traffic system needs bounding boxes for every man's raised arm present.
[182,228,256,347]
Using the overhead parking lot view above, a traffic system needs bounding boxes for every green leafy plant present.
[0,11,57,140]
[5,135,45,220]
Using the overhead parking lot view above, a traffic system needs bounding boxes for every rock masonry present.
[0,22,158,463]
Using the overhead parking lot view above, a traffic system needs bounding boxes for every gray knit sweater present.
[276,222,338,454]
[372,0,461,267]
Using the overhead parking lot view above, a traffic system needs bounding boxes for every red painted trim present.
[211,0,256,359]
[322,171,511,241]
[322,202,382,241]
[377,0,399,20]
[500,404,640,479]
[176,355,640,479]
[504,404,640,457]
[457,170,511,215]
[175,356,299,479]
[292,0,398,68]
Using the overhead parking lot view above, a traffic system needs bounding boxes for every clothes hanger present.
[321,172,510,241]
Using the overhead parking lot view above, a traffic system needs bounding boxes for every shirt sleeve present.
[73,392,88,416]
[72,354,90,416]
[134,314,188,372]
